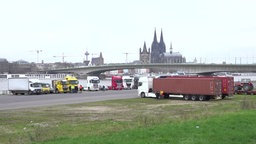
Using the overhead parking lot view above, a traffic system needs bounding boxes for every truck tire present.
[28,91,32,95]
[243,83,253,92]
[164,94,169,99]
[140,92,146,98]
[198,95,205,101]
[191,95,198,101]
[234,85,241,91]
[205,96,211,101]
[156,93,160,99]
[183,95,190,101]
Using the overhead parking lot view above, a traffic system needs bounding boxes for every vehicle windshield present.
[69,80,79,84]
[124,79,132,82]
[31,83,41,87]
[61,81,68,85]
[241,79,251,83]
[90,79,100,83]
[115,79,122,83]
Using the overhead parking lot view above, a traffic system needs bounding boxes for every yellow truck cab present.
[52,80,69,93]
[40,83,51,94]
[65,75,79,93]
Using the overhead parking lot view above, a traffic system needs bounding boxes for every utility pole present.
[29,49,42,63]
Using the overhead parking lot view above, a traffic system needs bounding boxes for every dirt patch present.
[70,106,113,113]
[68,106,131,114]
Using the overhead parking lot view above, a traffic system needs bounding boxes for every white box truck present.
[8,78,42,95]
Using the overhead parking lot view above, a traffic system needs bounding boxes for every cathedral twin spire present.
[151,29,166,63]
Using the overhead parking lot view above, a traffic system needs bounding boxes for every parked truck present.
[108,75,123,90]
[138,76,222,101]
[84,76,100,91]
[122,75,133,90]
[160,75,234,99]
[65,75,79,93]
[8,78,42,95]
[52,79,69,93]
[234,78,256,95]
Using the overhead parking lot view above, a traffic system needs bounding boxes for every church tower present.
[151,29,160,63]
[159,29,166,54]
[139,42,150,63]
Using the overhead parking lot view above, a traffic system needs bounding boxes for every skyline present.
[0,0,256,64]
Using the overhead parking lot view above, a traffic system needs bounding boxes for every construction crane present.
[53,53,69,63]
[53,53,84,63]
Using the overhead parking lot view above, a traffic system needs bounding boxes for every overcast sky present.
[0,0,256,64]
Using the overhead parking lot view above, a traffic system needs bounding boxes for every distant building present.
[139,42,150,63]
[139,29,186,64]
[91,52,104,66]
[0,58,9,73]
[163,43,186,63]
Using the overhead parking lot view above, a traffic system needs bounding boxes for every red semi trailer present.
[159,75,234,99]
[152,77,222,101]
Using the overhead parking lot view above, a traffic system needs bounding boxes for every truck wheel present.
[156,93,160,99]
[164,94,169,99]
[234,86,241,91]
[243,83,253,91]
[205,96,211,101]
[140,92,146,98]
[198,95,205,101]
[191,95,198,101]
[183,95,190,101]
[221,95,226,99]
[28,91,32,95]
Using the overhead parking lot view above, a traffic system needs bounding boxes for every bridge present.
[46,63,256,76]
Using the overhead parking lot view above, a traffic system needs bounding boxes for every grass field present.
[0,95,256,144]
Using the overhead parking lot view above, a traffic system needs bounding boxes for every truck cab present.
[85,76,100,91]
[28,82,42,95]
[108,76,123,90]
[65,75,79,93]
[40,83,51,94]
[52,80,69,93]
[122,75,132,90]
[138,76,156,98]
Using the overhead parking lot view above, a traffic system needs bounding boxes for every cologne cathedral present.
[139,29,186,64]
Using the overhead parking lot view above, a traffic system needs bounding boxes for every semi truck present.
[122,75,133,90]
[65,75,79,93]
[160,75,234,99]
[138,76,222,101]
[52,79,69,93]
[8,78,42,95]
[84,76,100,91]
[52,75,79,93]
[108,75,123,90]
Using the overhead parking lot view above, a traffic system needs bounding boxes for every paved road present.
[0,90,138,110]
